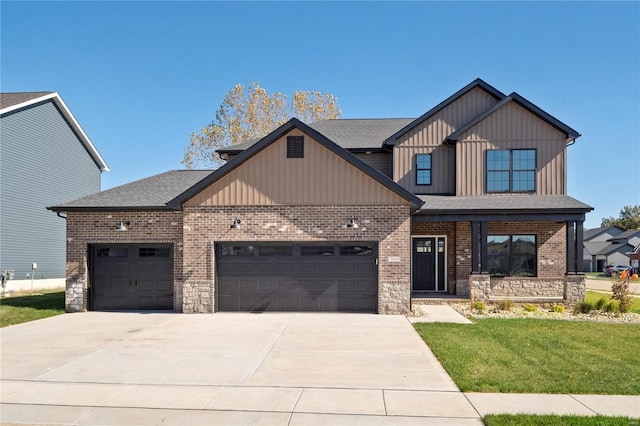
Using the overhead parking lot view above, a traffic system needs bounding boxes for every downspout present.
[56,212,67,220]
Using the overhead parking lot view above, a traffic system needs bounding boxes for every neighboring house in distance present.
[1,92,108,292]
[582,226,624,272]
[630,244,640,272]
[49,79,592,314]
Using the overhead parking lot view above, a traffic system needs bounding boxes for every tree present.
[601,205,640,230]
[183,83,341,169]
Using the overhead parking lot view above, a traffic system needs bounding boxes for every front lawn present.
[0,289,65,327]
[414,319,640,394]
[484,414,639,426]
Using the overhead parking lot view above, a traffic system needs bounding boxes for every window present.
[139,247,171,257]
[487,149,536,192]
[96,247,128,258]
[287,136,304,158]
[301,245,335,256]
[220,245,255,256]
[258,245,293,256]
[339,244,374,256]
[415,154,431,185]
[487,235,536,277]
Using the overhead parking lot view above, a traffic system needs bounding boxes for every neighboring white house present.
[0,92,108,292]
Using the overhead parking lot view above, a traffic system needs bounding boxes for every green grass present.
[585,290,640,314]
[484,414,639,426]
[414,319,640,394]
[0,289,65,327]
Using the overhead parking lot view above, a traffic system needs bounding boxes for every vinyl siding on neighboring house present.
[184,129,407,207]
[1,100,101,280]
[393,87,500,194]
[455,102,567,196]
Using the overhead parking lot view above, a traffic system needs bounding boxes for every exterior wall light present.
[116,221,130,231]
[346,216,359,229]
[230,218,242,229]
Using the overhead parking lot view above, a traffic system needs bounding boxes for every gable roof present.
[446,92,581,144]
[607,229,640,241]
[1,92,109,171]
[218,118,414,154]
[382,78,506,147]
[48,170,212,211]
[584,226,623,241]
[170,118,424,210]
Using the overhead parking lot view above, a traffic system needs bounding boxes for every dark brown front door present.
[412,237,446,292]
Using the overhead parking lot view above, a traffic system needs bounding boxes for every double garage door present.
[217,242,378,313]
[89,245,173,311]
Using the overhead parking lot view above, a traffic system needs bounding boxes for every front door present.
[412,237,446,292]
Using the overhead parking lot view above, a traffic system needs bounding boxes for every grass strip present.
[414,319,640,394]
[0,290,65,327]
[484,414,640,426]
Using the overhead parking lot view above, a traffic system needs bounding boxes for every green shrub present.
[472,301,486,313]
[611,277,632,313]
[496,299,513,311]
[574,301,593,314]
[594,297,607,311]
[604,301,616,313]
[551,304,565,313]
[524,304,537,312]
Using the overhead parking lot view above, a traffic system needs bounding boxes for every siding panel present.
[1,101,102,279]
[394,87,499,194]
[455,102,567,195]
[185,129,406,206]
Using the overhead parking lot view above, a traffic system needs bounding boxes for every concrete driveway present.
[1,312,482,425]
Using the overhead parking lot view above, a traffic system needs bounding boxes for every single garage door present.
[216,242,378,312]
[89,245,174,311]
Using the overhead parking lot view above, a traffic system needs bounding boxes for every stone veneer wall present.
[182,205,411,314]
[65,211,183,312]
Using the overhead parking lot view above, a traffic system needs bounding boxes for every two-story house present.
[1,92,108,292]
[49,79,592,314]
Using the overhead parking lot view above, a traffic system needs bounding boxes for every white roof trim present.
[1,92,109,171]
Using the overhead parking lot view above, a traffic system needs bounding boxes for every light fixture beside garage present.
[115,221,130,231]
[346,216,359,229]
[230,218,242,229]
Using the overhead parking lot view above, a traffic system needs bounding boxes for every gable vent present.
[287,136,304,158]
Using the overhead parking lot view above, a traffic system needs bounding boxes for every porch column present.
[480,221,489,274]
[566,220,576,274]
[575,220,584,274]
[471,221,479,273]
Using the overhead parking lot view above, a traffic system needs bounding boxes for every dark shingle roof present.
[1,92,53,110]
[418,194,592,213]
[48,170,212,211]
[584,226,622,240]
[218,118,414,153]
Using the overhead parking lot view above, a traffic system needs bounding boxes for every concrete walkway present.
[1,311,638,425]
[586,277,640,294]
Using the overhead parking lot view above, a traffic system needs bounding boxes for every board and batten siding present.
[353,152,392,178]
[184,129,406,207]
[455,101,567,196]
[1,100,102,280]
[394,87,499,194]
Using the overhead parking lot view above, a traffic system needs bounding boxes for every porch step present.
[412,294,471,305]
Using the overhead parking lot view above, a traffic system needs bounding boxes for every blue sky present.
[1,1,638,228]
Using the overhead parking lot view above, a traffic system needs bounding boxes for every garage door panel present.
[90,245,173,311]
[216,242,377,313]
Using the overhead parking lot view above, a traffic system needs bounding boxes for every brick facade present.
[65,205,412,314]
[183,205,412,314]
[65,211,183,312]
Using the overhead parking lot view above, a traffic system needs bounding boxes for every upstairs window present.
[287,136,304,158]
[487,149,536,192]
[415,154,432,185]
